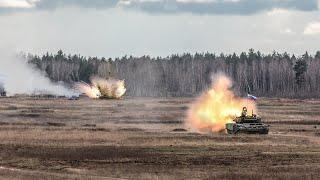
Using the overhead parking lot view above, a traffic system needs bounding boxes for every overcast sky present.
[0,0,320,58]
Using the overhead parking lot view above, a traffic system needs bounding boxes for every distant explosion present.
[75,77,126,99]
[187,74,256,133]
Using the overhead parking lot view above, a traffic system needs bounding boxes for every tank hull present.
[226,123,269,134]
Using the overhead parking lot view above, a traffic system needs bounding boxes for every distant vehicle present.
[226,107,269,134]
[0,91,6,97]
[0,73,6,97]
[68,95,79,100]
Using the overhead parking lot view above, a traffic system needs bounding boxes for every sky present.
[0,0,319,58]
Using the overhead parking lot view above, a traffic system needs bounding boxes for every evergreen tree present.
[293,59,307,88]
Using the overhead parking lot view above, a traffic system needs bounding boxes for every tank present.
[226,107,269,134]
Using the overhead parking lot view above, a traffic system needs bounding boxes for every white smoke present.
[0,49,78,97]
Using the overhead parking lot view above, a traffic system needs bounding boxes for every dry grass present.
[0,97,320,179]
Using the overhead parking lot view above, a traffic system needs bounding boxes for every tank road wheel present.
[233,129,240,134]
[260,129,269,134]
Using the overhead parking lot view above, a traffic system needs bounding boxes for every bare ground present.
[0,97,319,179]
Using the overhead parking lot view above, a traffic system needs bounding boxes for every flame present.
[187,75,256,133]
[75,77,126,99]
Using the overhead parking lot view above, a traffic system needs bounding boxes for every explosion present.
[75,77,126,99]
[187,74,256,133]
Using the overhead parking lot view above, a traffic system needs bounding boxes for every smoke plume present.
[75,77,126,99]
[0,50,77,97]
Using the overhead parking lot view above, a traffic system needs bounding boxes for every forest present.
[26,49,320,98]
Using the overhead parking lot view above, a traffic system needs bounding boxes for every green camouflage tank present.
[226,107,269,134]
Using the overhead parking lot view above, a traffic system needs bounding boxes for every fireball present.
[187,75,256,133]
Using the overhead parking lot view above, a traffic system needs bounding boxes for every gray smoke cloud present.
[0,49,77,97]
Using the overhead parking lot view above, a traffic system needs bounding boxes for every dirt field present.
[0,97,319,179]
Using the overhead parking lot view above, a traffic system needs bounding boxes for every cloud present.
[0,0,118,13]
[0,0,40,14]
[266,8,291,16]
[119,0,319,15]
[34,0,118,10]
[0,0,318,15]
[304,22,320,35]
[0,0,35,8]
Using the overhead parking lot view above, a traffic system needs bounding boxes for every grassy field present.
[0,97,319,179]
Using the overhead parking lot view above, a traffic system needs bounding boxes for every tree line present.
[26,49,320,98]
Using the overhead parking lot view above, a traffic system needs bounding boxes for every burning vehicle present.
[226,107,269,134]
[75,77,126,99]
